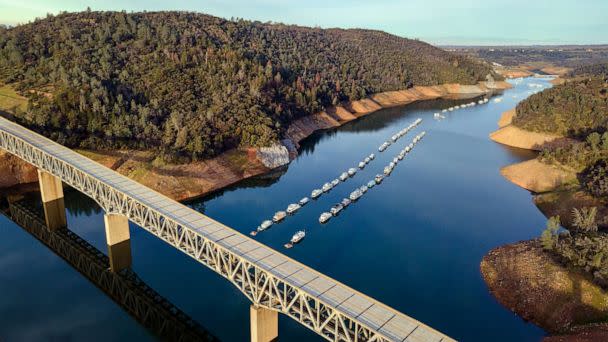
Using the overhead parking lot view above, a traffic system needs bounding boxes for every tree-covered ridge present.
[0,11,495,159]
[568,62,608,78]
[513,77,608,139]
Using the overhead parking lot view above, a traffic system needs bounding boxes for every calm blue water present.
[0,77,553,341]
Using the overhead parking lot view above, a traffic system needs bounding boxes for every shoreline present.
[0,80,512,202]
[485,103,608,340]
[481,240,608,341]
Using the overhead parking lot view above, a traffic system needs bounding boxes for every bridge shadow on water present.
[0,194,219,342]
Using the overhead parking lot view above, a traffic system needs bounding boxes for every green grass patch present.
[0,83,27,114]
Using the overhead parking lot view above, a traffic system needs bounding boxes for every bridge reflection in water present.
[1,197,218,342]
[0,116,454,342]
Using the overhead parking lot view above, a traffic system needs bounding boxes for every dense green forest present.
[0,11,495,159]
[530,65,608,288]
[519,71,608,197]
[513,77,608,138]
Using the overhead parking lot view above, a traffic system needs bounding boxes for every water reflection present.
[187,165,289,214]
[0,196,218,342]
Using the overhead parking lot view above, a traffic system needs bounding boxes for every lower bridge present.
[0,116,455,342]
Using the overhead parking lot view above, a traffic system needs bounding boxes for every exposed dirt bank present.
[481,240,608,338]
[495,68,534,79]
[498,109,516,128]
[77,149,270,202]
[540,66,571,76]
[0,81,511,200]
[500,159,577,193]
[287,80,512,147]
[0,150,38,188]
[551,78,566,86]
[490,124,562,151]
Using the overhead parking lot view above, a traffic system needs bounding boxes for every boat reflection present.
[0,196,219,342]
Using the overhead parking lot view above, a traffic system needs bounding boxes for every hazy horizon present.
[1,0,607,46]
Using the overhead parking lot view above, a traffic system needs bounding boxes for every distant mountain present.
[0,11,495,159]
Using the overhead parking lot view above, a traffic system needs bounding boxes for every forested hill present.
[0,11,495,159]
[514,66,608,138]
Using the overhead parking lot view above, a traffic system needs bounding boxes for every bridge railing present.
[0,117,454,342]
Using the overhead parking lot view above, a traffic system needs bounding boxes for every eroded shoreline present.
[485,104,608,341]
[0,80,511,201]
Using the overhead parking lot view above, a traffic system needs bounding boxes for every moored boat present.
[348,168,357,176]
[291,230,305,243]
[287,203,301,214]
[322,182,333,192]
[299,197,310,206]
[349,189,363,201]
[331,179,340,187]
[369,153,375,160]
[319,212,332,223]
[341,198,351,207]
[358,161,366,169]
[375,174,384,183]
[255,220,273,234]
[364,157,371,164]
[285,230,306,248]
[359,185,368,193]
[311,189,323,199]
[273,211,287,222]
[339,172,349,181]
[367,180,375,188]
[330,203,344,216]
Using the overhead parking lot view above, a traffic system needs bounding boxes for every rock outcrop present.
[256,144,290,169]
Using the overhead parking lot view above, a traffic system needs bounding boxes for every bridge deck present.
[0,116,455,342]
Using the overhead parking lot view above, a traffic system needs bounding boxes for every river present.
[0,77,554,341]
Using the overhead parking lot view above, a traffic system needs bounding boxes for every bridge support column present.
[38,170,66,231]
[250,305,278,342]
[104,214,132,272]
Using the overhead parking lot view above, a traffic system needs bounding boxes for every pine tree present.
[540,216,561,251]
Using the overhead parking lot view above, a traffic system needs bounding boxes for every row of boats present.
[250,118,424,238]
[250,153,375,237]
[318,131,427,224]
[378,118,422,152]
[433,98,491,120]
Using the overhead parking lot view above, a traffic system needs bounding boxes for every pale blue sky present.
[0,0,606,45]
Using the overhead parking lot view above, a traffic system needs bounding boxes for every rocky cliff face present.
[0,150,38,188]
[256,145,290,169]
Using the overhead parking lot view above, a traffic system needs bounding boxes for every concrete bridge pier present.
[104,213,132,272]
[38,170,66,230]
[250,305,278,342]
